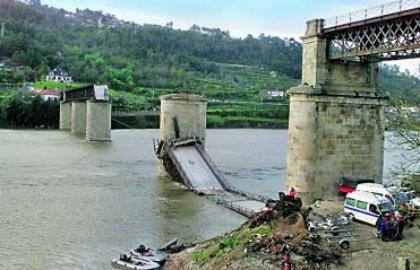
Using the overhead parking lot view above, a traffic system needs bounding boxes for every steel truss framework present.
[324,9,420,62]
[61,85,95,102]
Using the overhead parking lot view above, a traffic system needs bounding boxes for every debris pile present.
[165,194,419,270]
[244,193,348,269]
[159,239,196,254]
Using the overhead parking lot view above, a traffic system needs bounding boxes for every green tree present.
[388,99,420,184]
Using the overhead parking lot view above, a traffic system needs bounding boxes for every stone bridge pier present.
[286,19,388,204]
[70,101,87,136]
[59,85,111,141]
[59,102,72,130]
[159,94,207,145]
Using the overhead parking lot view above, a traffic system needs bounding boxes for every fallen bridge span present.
[155,138,268,217]
[156,94,269,217]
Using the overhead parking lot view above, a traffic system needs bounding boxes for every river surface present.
[0,129,402,269]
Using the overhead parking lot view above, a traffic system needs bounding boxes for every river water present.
[0,129,402,269]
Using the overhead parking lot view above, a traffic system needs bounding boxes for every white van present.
[344,191,394,225]
[356,183,395,206]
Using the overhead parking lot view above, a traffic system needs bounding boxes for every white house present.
[46,67,72,83]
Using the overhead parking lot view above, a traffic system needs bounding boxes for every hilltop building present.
[46,67,72,83]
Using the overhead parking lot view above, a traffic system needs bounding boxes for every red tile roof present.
[30,88,60,96]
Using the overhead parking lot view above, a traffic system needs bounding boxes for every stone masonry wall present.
[287,95,318,203]
[315,96,385,199]
[287,93,386,202]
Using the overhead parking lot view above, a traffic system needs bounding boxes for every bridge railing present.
[111,110,160,117]
[324,0,420,28]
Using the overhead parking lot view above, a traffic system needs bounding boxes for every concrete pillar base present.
[159,94,207,144]
[71,101,87,136]
[59,102,72,130]
[86,101,112,141]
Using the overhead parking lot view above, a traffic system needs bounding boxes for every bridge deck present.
[160,140,267,216]
[171,146,225,193]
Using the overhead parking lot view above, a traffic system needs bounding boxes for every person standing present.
[289,187,297,198]
[393,216,405,241]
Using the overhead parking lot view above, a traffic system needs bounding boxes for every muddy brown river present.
[0,129,401,269]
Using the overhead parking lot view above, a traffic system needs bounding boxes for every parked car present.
[387,185,420,209]
[336,176,375,195]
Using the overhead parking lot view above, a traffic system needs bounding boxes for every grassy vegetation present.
[117,65,293,128]
[32,81,89,90]
[0,92,12,102]
[193,225,272,265]
[106,64,296,111]
[110,89,149,112]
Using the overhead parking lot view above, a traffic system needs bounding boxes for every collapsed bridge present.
[155,94,268,217]
[156,139,227,194]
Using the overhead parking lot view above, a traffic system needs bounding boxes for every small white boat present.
[130,245,167,264]
[111,254,160,270]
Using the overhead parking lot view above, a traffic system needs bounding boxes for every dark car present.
[337,176,375,195]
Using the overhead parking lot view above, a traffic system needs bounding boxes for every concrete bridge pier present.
[59,102,72,130]
[60,85,112,141]
[286,19,388,204]
[86,100,112,141]
[70,101,87,136]
[159,94,207,145]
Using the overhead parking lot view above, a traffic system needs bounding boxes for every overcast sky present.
[42,0,419,76]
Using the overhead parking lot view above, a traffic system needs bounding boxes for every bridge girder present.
[324,8,420,62]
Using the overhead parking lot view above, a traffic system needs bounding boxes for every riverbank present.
[110,102,289,129]
[111,113,288,129]
[163,200,420,270]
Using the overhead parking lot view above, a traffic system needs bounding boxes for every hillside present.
[1,0,417,97]
[0,0,301,92]
[379,64,420,103]
[0,0,418,129]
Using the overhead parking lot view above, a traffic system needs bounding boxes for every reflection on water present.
[0,129,401,269]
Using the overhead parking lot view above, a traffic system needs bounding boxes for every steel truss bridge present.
[323,0,420,62]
